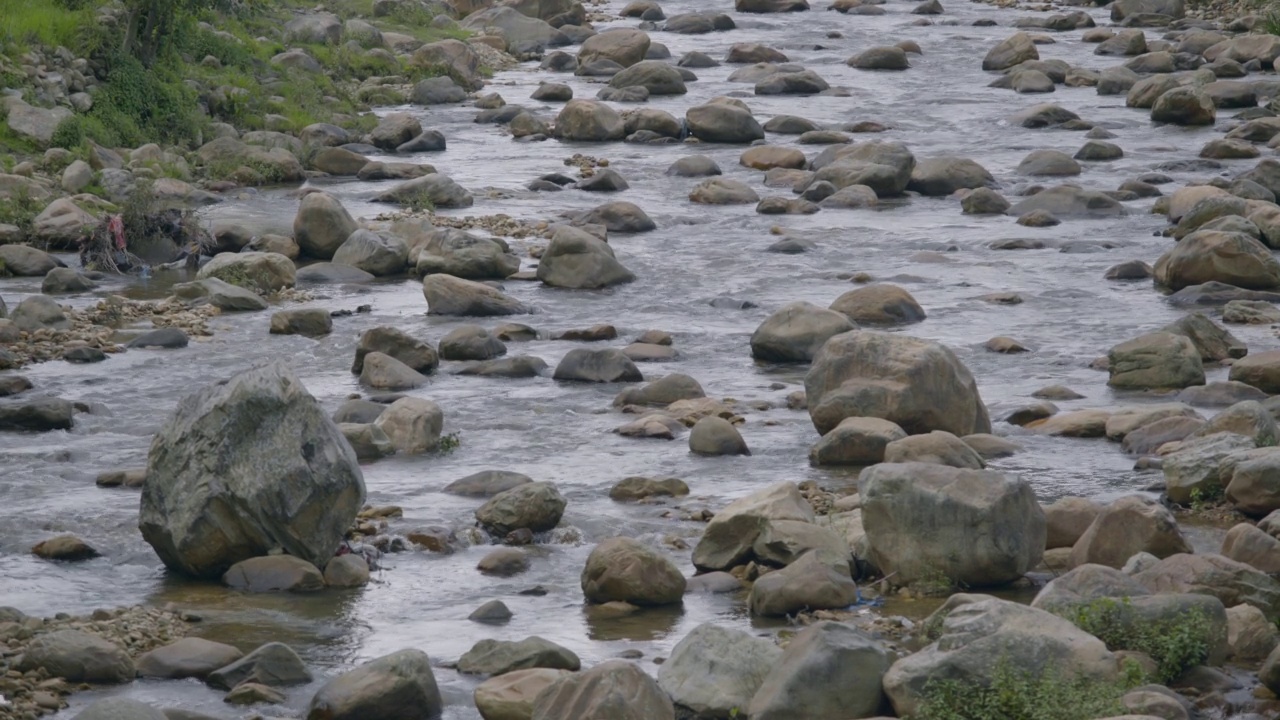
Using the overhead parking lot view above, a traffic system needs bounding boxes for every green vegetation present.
[0,189,45,237]
[914,659,1144,720]
[437,432,461,453]
[911,565,959,598]
[1188,484,1225,511]
[1059,597,1212,683]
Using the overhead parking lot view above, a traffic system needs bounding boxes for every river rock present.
[693,482,814,571]
[882,431,985,469]
[476,481,566,535]
[306,649,441,720]
[1134,553,1280,620]
[138,638,244,680]
[222,555,325,592]
[748,550,860,616]
[1154,230,1280,291]
[1163,431,1257,504]
[809,416,906,466]
[445,470,532,496]
[1068,495,1191,568]
[1163,312,1244,362]
[1226,447,1280,516]
[805,330,990,436]
[140,363,364,578]
[197,252,295,294]
[984,32,1039,71]
[689,416,749,456]
[478,548,530,576]
[360,352,428,390]
[0,245,58,276]
[537,226,634,288]
[554,100,626,141]
[1107,332,1205,390]
[374,397,443,454]
[553,348,641,382]
[31,534,98,561]
[613,374,704,406]
[206,642,312,690]
[830,283,925,325]
[439,326,506,361]
[1152,87,1216,126]
[0,397,74,431]
[578,28,649,68]
[750,301,856,362]
[908,157,994,196]
[530,660,674,720]
[582,536,685,604]
[609,476,689,500]
[332,230,408,276]
[294,192,358,260]
[1222,522,1280,573]
[747,621,890,720]
[269,309,332,338]
[686,102,764,143]
[417,229,521,280]
[1229,350,1280,393]
[861,462,1044,587]
[1045,496,1103,549]
[353,327,438,375]
[883,598,1117,716]
[849,46,909,70]
[810,140,915,196]
[375,173,474,208]
[459,637,580,676]
[474,668,569,720]
[424,274,529,316]
[17,630,133,683]
[657,623,780,717]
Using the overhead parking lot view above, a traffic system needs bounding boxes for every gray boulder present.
[458,637,580,676]
[582,536,685,605]
[416,229,520,280]
[657,623,780,717]
[17,630,133,683]
[476,481,566,534]
[553,348,642,382]
[332,230,409,276]
[747,622,890,720]
[531,660,674,720]
[537,226,634,289]
[294,191,358,260]
[750,301,856,362]
[423,274,529,316]
[306,649,441,720]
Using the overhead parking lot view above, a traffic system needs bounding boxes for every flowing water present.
[0,0,1267,715]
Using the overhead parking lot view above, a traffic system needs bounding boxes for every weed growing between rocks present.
[915,658,1144,720]
[1059,598,1212,683]
[0,189,44,239]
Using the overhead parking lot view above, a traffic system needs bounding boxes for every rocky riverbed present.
[9,0,1280,717]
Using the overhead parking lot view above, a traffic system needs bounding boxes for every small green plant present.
[49,115,85,151]
[437,432,461,454]
[911,565,958,598]
[915,658,1140,720]
[0,187,46,237]
[400,190,436,214]
[1061,597,1211,683]
[1188,484,1224,511]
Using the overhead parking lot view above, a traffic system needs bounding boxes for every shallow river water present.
[0,0,1272,715]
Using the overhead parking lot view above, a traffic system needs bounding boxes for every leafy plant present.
[0,188,45,238]
[1188,484,1224,511]
[1060,597,1212,683]
[437,432,460,454]
[912,565,958,598]
[914,658,1141,720]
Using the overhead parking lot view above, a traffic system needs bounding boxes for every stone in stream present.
[1043,497,1103,549]
[1068,495,1192,568]
[907,157,994,196]
[693,482,814,571]
[1226,446,1280,516]
[332,230,408,276]
[458,636,581,676]
[478,547,531,576]
[127,327,190,349]
[333,400,387,425]
[470,599,514,624]
[848,46,909,70]
[553,348,642,382]
[1151,87,1216,126]
[554,99,626,141]
[1106,331,1205,389]
[609,476,689,500]
[983,32,1039,70]
[685,102,764,143]
[353,326,439,375]
[613,374,705,406]
[269,309,333,338]
[1230,350,1280,393]
[748,550,859,616]
[206,642,312,690]
[581,537,685,605]
[689,416,750,456]
[748,621,890,720]
[306,649,441,720]
[883,431,985,469]
[293,191,358,260]
[41,267,95,294]
[962,187,1011,214]
[537,226,634,289]
[475,481,566,535]
[1134,553,1280,620]
[805,330,989,436]
[360,352,428,390]
[0,245,59,276]
[1161,432,1256,504]
[456,355,550,378]
[11,296,70,331]
[137,638,244,680]
[531,660,674,720]
[809,416,906,466]
[198,252,296,294]
[222,555,326,592]
[1222,522,1280,573]
[374,397,443,454]
[375,173,474,208]
[31,534,98,561]
[17,630,134,683]
[573,201,656,233]
[750,301,856,363]
[1163,312,1244,362]
[139,363,364,578]
[861,463,1044,587]
[656,623,780,717]
[439,325,506,361]
[810,140,915,197]
[323,553,371,587]
[339,423,394,460]
[830,283,925,325]
[475,668,569,720]
[424,274,529,316]
[1227,604,1279,662]
[173,278,269,311]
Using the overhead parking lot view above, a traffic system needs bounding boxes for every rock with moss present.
[197,252,296,294]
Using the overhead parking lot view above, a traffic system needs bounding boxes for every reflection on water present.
[0,0,1260,714]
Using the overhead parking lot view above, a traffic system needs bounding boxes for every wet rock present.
[805,330,990,436]
[478,547,531,577]
[459,636,580,676]
[748,621,889,720]
[810,140,915,196]
[537,226,634,289]
[849,46,909,70]
[197,252,295,294]
[295,263,377,285]
[1017,149,1080,176]
[456,355,549,377]
[984,32,1039,71]
[140,363,363,578]
[353,327,438,375]
[749,550,859,616]
[0,397,74,431]
[306,649,441,720]
[137,638,244,681]
[830,283,925,325]
[476,482,566,535]
[1227,603,1279,662]
[553,348,641,382]
[31,534,99,561]
[223,555,325,593]
[1226,447,1280,516]
[439,325,506,362]
[862,463,1044,587]
[423,274,529,316]
[1135,553,1280,620]
[1106,332,1204,390]
[689,416,749,456]
[374,397,443,454]
[962,187,1011,214]
[1152,87,1216,126]
[1230,350,1280,393]
[530,660,674,720]
[18,630,133,683]
[686,102,764,143]
[609,476,689,500]
[809,416,906,466]
[175,276,271,313]
[445,470,532,497]
[416,229,520,280]
[693,482,814,571]
[339,422,394,460]
[1122,416,1204,456]
[1069,495,1191,568]
[375,173,473,208]
[41,267,94,295]
[613,374,704,407]
[207,642,312,690]
[657,623,779,717]
[883,431,985,469]
[1044,497,1103,550]
[469,599,513,624]
[1105,260,1154,280]
[128,328,190,349]
[908,157,993,196]
[293,192,358,261]
[578,28,650,68]
[360,352,428,390]
[749,302,855,363]
[582,536,685,605]
[1163,312,1244,362]
[332,230,408,277]
[1007,102,1079,128]
[269,309,333,338]
[474,668,569,720]
[1155,230,1280,291]
[1222,522,1280,573]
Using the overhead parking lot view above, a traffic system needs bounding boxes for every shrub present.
[49,115,85,150]
[915,658,1141,720]
[1060,597,1212,683]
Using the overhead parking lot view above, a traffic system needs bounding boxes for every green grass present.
[1059,598,1212,684]
[0,0,102,55]
[914,659,1143,720]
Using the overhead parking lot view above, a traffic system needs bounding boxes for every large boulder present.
[423,274,529,316]
[1107,332,1205,390]
[352,327,438,375]
[374,397,443,454]
[412,39,485,90]
[16,630,133,683]
[656,623,781,718]
[581,536,685,605]
[197,252,296,294]
[1227,447,1280,516]
[0,245,58,276]
[907,157,994,196]
[882,598,1118,716]
[416,229,520,280]
[1006,185,1124,218]
[751,302,856,363]
[1222,522,1280,573]
[531,660,674,720]
[748,550,860,616]
[1154,230,1280,291]
[1162,432,1256,504]
[458,637,580,676]
[554,100,626,141]
[537,226,634,288]
[553,348,642,382]
[829,283,925,325]
[139,363,365,578]
[205,641,312,690]
[692,482,814,571]
[578,28,650,68]
[685,102,765,143]
[474,669,569,720]
[1134,553,1280,620]
[1230,350,1280,394]
[747,622,890,720]
[983,32,1039,71]
[293,192,358,260]
[375,174,474,208]
[306,649,441,720]
[608,60,687,95]
[809,416,906,466]
[860,463,1044,587]
[332,230,408,276]
[137,638,243,679]
[810,141,916,197]
[476,481,566,535]
[804,330,991,436]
